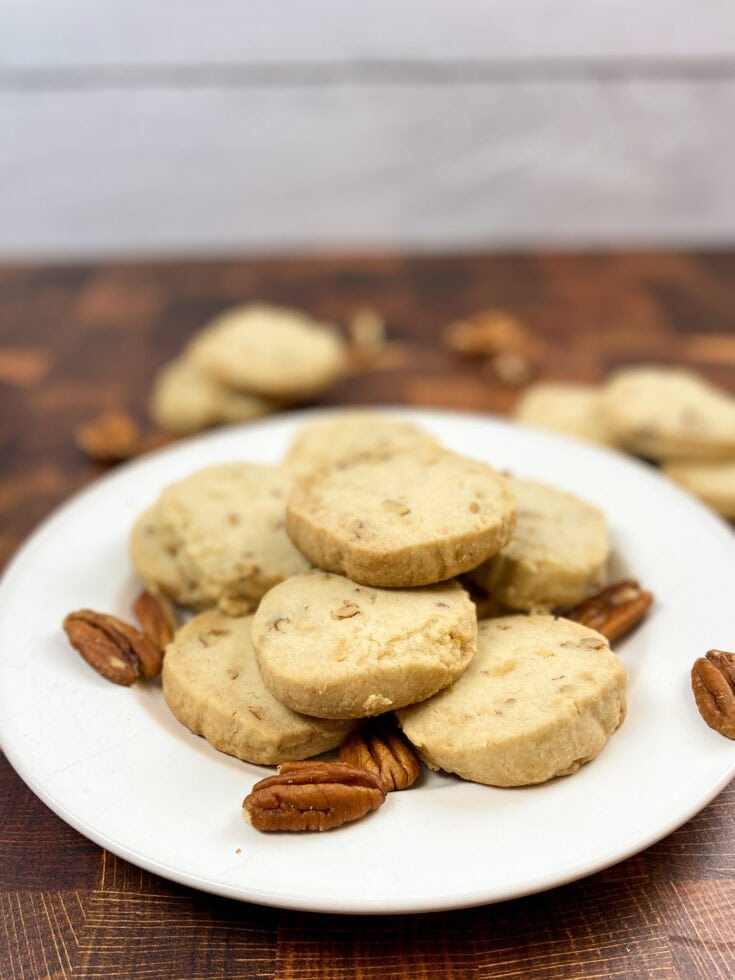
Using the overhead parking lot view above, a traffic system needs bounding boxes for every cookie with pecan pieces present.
[251,572,477,719]
[397,615,627,787]
[163,611,356,765]
[468,477,609,612]
[286,447,516,587]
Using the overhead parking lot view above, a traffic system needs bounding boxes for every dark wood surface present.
[1,252,734,978]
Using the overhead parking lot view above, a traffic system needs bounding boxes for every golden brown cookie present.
[163,611,355,764]
[397,614,627,786]
[286,448,516,587]
[187,304,346,401]
[251,572,477,718]
[469,477,609,610]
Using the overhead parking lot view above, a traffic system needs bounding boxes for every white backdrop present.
[2,1,735,258]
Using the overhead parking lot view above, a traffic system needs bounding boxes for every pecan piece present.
[443,310,532,358]
[63,609,162,683]
[340,721,421,791]
[561,580,653,643]
[330,601,361,620]
[243,761,386,832]
[63,610,140,685]
[691,650,735,739]
[133,589,178,654]
[75,411,141,463]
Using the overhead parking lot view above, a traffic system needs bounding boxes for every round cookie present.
[513,382,615,446]
[251,572,477,719]
[187,304,346,401]
[396,614,627,787]
[284,412,441,477]
[129,505,209,609]
[136,463,311,614]
[600,366,735,460]
[150,357,277,433]
[468,477,609,611]
[286,448,516,587]
[163,611,355,765]
[663,459,735,518]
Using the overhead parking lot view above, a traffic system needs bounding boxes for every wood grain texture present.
[1,251,734,978]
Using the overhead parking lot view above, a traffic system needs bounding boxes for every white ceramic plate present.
[1,408,734,915]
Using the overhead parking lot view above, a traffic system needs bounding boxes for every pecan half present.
[340,721,421,791]
[561,580,653,643]
[243,761,386,832]
[63,610,139,685]
[443,310,532,358]
[133,589,178,653]
[691,650,735,739]
[75,411,141,463]
[63,609,162,684]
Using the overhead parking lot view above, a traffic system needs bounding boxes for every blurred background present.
[2,0,735,259]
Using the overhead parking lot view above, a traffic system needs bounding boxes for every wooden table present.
[1,252,734,979]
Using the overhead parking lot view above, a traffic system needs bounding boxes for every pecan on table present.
[243,761,386,832]
[561,579,653,643]
[442,310,532,358]
[75,411,141,463]
[340,721,421,791]
[691,650,735,739]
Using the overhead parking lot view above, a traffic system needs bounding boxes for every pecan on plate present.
[691,650,735,739]
[340,721,421,791]
[133,589,178,653]
[561,580,653,643]
[243,761,386,832]
[63,609,162,684]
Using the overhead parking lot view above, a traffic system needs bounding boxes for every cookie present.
[150,357,276,433]
[129,505,209,609]
[132,463,311,614]
[284,412,441,477]
[187,304,346,401]
[663,459,735,518]
[162,611,355,765]
[396,614,627,787]
[600,366,735,460]
[286,448,516,587]
[513,382,614,446]
[251,572,477,719]
[469,477,609,611]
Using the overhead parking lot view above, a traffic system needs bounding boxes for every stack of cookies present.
[131,412,628,789]
[149,304,346,433]
[514,365,735,519]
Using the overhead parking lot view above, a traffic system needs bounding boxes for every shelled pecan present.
[133,589,178,653]
[691,650,735,739]
[340,721,421,791]
[75,411,141,463]
[62,609,162,684]
[243,761,386,832]
[561,580,653,643]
